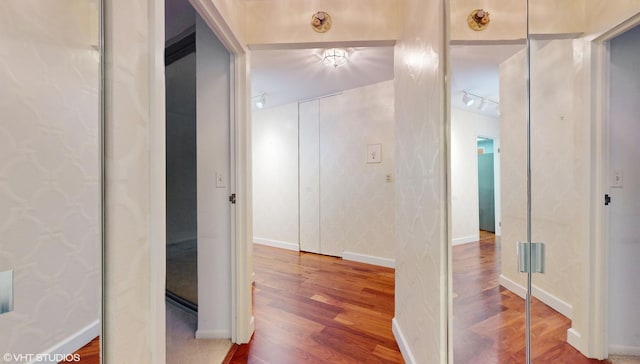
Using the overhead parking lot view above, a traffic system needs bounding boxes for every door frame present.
[588,11,640,359]
[188,0,254,344]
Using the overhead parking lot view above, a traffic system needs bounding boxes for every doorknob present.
[605,194,611,206]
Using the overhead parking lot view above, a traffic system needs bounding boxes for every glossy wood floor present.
[229,244,403,363]
[227,235,610,363]
[65,336,99,363]
[453,231,607,364]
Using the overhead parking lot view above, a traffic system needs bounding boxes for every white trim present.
[499,274,573,319]
[190,0,253,345]
[149,0,167,362]
[452,234,479,246]
[568,328,582,350]
[39,320,99,363]
[195,329,232,339]
[498,274,527,298]
[254,237,299,251]
[609,345,640,357]
[392,318,417,364]
[342,251,395,269]
[589,12,640,359]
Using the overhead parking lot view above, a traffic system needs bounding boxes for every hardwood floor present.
[229,244,403,363]
[228,235,608,363]
[64,336,99,363]
[453,231,606,364]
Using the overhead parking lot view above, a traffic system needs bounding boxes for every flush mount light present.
[322,48,349,68]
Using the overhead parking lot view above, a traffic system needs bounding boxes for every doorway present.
[251,46,397,267]
[477,137,495,233]
[607,23,640,358]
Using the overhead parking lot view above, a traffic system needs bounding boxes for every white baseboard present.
[195,329,231,339]
[498,274,527,298]
[609,344,640,356]
[392,318,417,364]
[452,234,479,246]
[567,328,582,351]
[499,274,573,319]
[342,251,395,268]
[253,237,299,251]
[39,319,99,363]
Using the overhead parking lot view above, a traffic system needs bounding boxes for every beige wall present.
[0,0,100,357]
[586,0,640,36]
[253,81,396,263]
[450,0,585,42]
[103,0,152,358]
[245,0,399,46]
[392,0,447,362]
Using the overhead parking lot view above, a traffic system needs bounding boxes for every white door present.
[608,24,640,355]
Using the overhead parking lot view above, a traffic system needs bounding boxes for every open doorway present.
[164,0,234,361]
[607,23,640,359]
[477,136,495,233]
[251,46,396,265]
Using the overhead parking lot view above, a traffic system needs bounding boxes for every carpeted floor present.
[166,299,231,364]
[166,239,198,305]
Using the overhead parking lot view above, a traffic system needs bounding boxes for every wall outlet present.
[0,270,13,315]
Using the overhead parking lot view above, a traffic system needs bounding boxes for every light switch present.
[611,170,623,188]
[0,270,13,315]
[216,171,226,188]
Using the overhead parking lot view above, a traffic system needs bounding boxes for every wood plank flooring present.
[72,233,609,363]
[229,245,403,363]
[230,236,608,363]
[65,336,99,363]
[453,231,607,364]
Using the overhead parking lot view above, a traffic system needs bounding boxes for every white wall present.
[0,0,100,357]
[608,24,640,355]
[392,0,447,362]
[253,81,396,265]
[451,108,500,245]
[196,14,232,338]
[318,81,396,261]
[252,103,299,250]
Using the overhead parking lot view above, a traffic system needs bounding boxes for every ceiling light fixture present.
[478,98,488,111]
[462,91,475,107]
[321,48,349,68]
[461,91,499,111]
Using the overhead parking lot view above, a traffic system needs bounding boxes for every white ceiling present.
[251,47,395,109]
[251,44,525,118]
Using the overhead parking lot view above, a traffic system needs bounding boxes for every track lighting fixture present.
[253,93,267,109]
[461,91,499,111]
[462,92,475,107]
